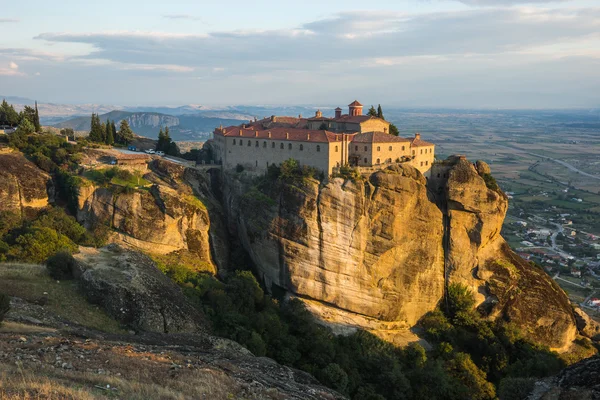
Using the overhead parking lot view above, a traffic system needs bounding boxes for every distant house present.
[571,269,582,278]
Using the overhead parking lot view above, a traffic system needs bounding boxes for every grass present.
[0,263,125,334]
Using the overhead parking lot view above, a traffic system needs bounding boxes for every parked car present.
[155,151,165,156]
[128,145,137,151]
[145,149,155,154]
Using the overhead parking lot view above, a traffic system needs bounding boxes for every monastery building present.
[211,100,435,177]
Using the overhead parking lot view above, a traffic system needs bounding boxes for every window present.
[377,146,381,151]
[402,146,405,151]
[437,173,441,178]
[288,143,292,150]
[335,146,339,152]
[425,161,428,166]
[280,143,284,149]
[248,140,251,146]
[255,141,259,147]
[233,139,236,145]
[420,149,423,154]
[300,144,303,151]
[364,146,367,151]
[272,142,275,148]
[420,162,423,166]
[376,158,380,164]
[263,141,267,148]
[387,158,392,163]
[412,150,415,155]
[364,158,367,164]
[355,146,358,151]
[317,145,320,152]
[240,140,243,146]
[389,146,392,151]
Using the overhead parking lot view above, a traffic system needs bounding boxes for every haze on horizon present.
[1,0,599,109]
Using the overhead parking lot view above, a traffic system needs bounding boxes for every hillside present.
[53,111,245,141]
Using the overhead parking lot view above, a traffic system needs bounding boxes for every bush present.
[318,363,349,393]
[446,283,476,321]
[46,251,76,280]
[0,292,10,324]
[8,227,78,263]
[482,173,500,191]
[498,377,536,400]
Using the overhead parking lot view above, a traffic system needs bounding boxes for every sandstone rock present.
[225,165,445,339]
[0,152,50,217]
[74,246,206,333]
[475,160,491,175]
[529,356,600,400]
[574,307,600,339]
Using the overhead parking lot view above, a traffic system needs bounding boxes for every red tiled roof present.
[216,126,356,143]
[351,132,411,143]
[410,137,435,147]
[348,100,363,107]
[334,114,384,124]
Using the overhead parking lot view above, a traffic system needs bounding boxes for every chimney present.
[268,131,272,138]
[335,107,342,119]
[415,133,421,140]
[271,115,277,122]
[255,131,258,137]
[239,129,243,136]
[315,110,322,118]
[307,133,310,140]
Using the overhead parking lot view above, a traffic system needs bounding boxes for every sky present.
[1,0,599,108]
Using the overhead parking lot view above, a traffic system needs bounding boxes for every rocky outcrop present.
[529,356,600,399]
[224,158,579,349]
[0,151,51,217]
[574,307,600,339]
[445,158,577,349]
[74,245,205,333]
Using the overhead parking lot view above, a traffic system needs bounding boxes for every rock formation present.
[223,157,578,349]
[0,151,51,218]
[529,356,600,399]
[74,245,205,333]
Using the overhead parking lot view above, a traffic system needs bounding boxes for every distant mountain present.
[54,110,245,141]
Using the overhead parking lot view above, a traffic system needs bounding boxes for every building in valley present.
[211,100,435,177]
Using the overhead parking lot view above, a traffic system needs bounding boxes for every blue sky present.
[1,0,599,108]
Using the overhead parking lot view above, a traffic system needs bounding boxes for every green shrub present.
[0,292,10,324]
[482,173,500,191]
[498,377,536,400]
[318,363,349,393]
[9,227,78,263]
[446,283,476,321]
[46,250,76,280]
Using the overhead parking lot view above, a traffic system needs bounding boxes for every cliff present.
[223,158,578,349]
[76,159,227,274]
[0,151,51,218]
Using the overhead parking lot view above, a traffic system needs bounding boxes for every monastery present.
[211,100,435,177]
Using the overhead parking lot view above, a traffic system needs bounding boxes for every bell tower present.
[348,100,363,117]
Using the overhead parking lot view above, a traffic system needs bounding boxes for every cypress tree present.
[34,101,41,132]
[367,106,377,117]
[156,127,166,151]
[89,113,104,142]
[105,119,114,145]
[111,121,117,143]
[377,104,384,120]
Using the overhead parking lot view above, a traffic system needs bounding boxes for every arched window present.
[335,146,339,152]
[317,145,320,152]
[420,161,424,166]
[364,158,367,164]
[280,143,284,149]
[248,140,251,146]
[420,149,423,154]
[425,161,428,166]
[364,146,367,151]
[272,142,275,148]
[376,158,380,164]
[255,141,259,147]
[377,146,381,151]
[263,141,267,148]
[233,139,236,145]
[288,143,292,150]
[402,146,405,151]
[300,144,304,151]
[389,146,392,151]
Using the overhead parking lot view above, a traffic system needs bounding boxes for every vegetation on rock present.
[46,251,76,280]
[0,292,9,325]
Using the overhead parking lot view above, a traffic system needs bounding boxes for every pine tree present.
[389,123,399,136]
[21,106,37,127]
[105,119,114,145]
[111,121,117,143]
[89,113,104,142]
[118,120,134,144]
[156,127,166,151]
[377,104,384,120]
[367,106,377,117]
[34,101,41,132]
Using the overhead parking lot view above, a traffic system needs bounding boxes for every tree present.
[0,100,19,126]
[156,127,167,151]
[15,118,35,135]
[105,119,114,145]
[34,101,41,132]
[20,106,37,129]
[60,128,74,138]
[89,113,104,142]
[377,104,384,120]
[118,119,134,144]
[389,123,399,136]
[367,106,377,117]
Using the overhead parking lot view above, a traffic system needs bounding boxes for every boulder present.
[574,307,600,339]
[0,152,51,217]
[74,245,206,333]
[475,160,491,175]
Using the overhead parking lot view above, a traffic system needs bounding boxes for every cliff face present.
[0,151,51,218]
[76,160,225,274]
[126,113,179,129]
[224,159,578,349]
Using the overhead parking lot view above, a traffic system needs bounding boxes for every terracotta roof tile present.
[351,132,411,143]
[216,126,356,143]
[410,137,435,147]
[348,100,363,107]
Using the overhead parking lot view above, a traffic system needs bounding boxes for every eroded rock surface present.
[0,151,51,217]
[74,245,205,333]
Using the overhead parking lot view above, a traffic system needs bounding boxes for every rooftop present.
[352,131,411,143]
[216,126,354,143]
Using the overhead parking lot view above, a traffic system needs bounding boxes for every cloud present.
[163,14,202,21]
[0,18,19,23]
[0,61,24,76]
